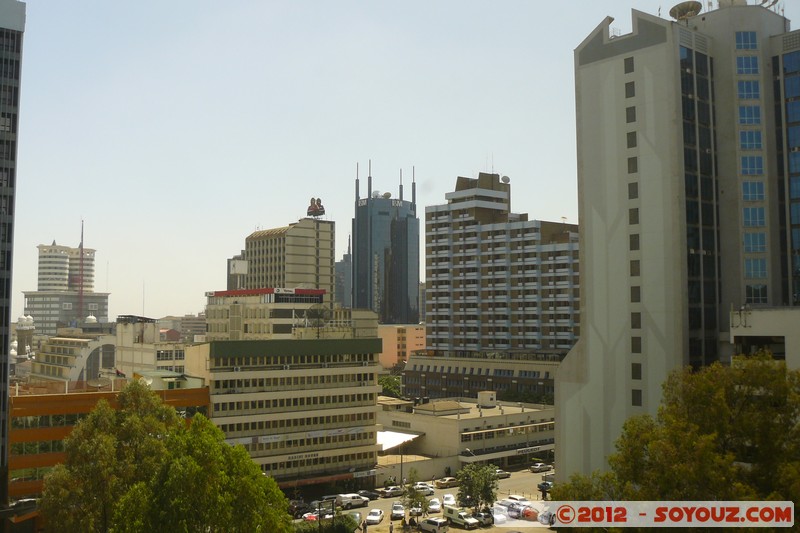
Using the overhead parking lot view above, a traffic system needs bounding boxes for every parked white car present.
[442,493,456,507]
[365,509,384,525]
[530,462,553,473]
[428,498,442,513]
[411,482,435,496]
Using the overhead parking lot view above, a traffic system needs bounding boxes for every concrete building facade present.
[402,352,560,403]
[426,173,579,353]
[185,337,382,490]
[377,324,425,369]
[558,3,800,480]
[377,392,554,472]
[241,217,335,304]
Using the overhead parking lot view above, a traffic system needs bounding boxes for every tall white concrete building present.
[426,172,579,353]
[24,241,108,336]
[558,1,800,480]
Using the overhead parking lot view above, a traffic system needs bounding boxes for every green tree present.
[113,414,291,532]
[40,381,292,533]
[40,380,183,533]
[379,374,401,398]
[552,354,800,503]
[455,463,498,511]
[403,468,429,515]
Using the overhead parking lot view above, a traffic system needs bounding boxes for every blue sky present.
[11,1,799,320]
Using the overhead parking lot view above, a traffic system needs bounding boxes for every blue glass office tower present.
[352,171,419,324]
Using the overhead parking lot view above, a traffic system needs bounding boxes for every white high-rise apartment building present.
[558,1,800,479]
[426,172,579,353]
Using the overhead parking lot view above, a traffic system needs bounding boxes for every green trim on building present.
[208,338,382,358]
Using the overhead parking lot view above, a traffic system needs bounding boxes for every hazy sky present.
[11,1,799,321]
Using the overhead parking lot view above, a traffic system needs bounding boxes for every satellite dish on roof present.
[88,377,111,389]
[669,1,702,20]
[501,176,510,184]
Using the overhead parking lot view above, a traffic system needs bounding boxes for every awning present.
[377,430,422,451]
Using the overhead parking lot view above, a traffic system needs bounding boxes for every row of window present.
[625,55,644,409]
[260,451,375,476]
[219,412,374,436]
[214,393,375,414]
[245,430,374,454]
[210,353,374,369]
[213,373,375,393]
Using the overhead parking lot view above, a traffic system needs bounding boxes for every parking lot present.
[322,468,554,533]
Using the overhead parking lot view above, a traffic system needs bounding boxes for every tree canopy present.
[553,354,800,503]
[40,380,292,533]
[455,463,498,510]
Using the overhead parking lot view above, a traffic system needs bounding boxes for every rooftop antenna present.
[412,166,417,212]
[367,159,372,199]
[399,168,403,201]
[355,162,360,201]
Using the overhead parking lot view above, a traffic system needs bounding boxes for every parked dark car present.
[289,500,311,518]
[358,489,382,501]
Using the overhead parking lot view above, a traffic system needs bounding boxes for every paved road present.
[317,468,554,533]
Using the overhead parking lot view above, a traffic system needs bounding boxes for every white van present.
[336,493,368,509]
[443,506,479,529]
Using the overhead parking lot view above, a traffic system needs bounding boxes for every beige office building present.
[242,217,335,305]
[185,336,382,489]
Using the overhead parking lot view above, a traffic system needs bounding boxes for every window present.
[735,31,757,50]
[789,101,800,124]
[745,258,767,278]
[741,156,763,175]
[787,77,800,99]
[629,234,639,251]
[739,105,761,125]
[736,56,759,74]
[742,181,764,201]
[627,157,638,174]
[631,337,642,353]
[625,81,635,98]
[737,80,760,99]
[628,182,638,199]
[630,260,640,276]
[631,312,641,329]
[631,286,641,303]
[791,153,800,174]
[745,284,768,304]
[626,106,636,123]
[791,176,800,198]
[744,233,766,253]
[627,131,637,148]
[739,130,762,150]
[624,56,634,73]
[631,363,642,380]
[632,389,643,407]
[785,50,800,74]
[629,208,639,225]
[743,207,765,227]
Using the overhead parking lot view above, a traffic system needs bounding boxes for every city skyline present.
[11,1,799,321]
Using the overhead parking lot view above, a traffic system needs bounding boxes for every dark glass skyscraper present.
[0,0,24,505]
[352,171,419,324]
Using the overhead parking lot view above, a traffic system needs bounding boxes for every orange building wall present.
[8,386,210,499]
